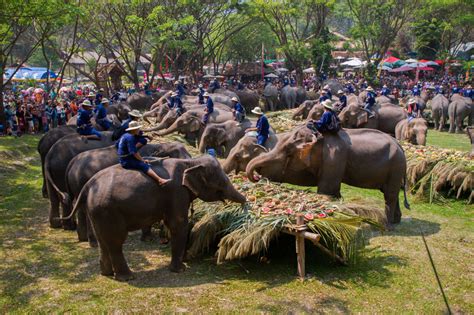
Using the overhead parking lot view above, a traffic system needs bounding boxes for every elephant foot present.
[49,219,63,229]
[169,262,186,273]
[77,234,88,242]
[89,240,98,248]
[62,220,77,231]
[114,272,135,282]
[100,261,113,277]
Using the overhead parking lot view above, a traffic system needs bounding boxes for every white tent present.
[276,67,289,72]
[341,58,365,67]
[264,73,279,78]
[303,67,315,73]
[405,58,418,63]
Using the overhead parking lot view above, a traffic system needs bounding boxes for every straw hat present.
[101,98,110,104]
[322,100,334,110]
[231,97,238,102]
[251,107,264,115]
[126,121,142,131]
[82,100,92,107]
[408,98,416,104]
[323,85,330,90]
[171,92,178,97]
[198,84,203,88]
[321,90,327,94]
[337,90,343,94]
[128,109,142,118]
[383,85,387,88]
[88,92,95,97]
[366,86,374,92]
[174,81,179,85]
[203,92,210,97]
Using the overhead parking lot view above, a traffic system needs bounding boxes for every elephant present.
[295,87,307,105]
[395,118,428,145]
[306,103,325,121]
[209,93,235,107]
[222,132,281,174]
[235,89,260,113]
[292,100,318,120]
[338,104,407,135]
[280,85,297,109]
[37,125,77,198]
[376,95,394,105]
[400,95,427,113]
[107,101,131,121]
[198,119,254,157]
[467,126,474,158]
[212,88,239,100]
[67,114,121,131]
[306,90,319,100]
[44,132,115,229]
[127,92,156,111]
[263,83,280,111]
[430,94,450,131]
[155,108,234,145]
[246,126,410,225]
[64,142,192,245]
[322,79,343,96]
[448,96,472,133]
[59,156,246,280]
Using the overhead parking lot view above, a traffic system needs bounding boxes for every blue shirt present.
[77,108,93,127]
[233,102,244,113]
[117,133,138,159]
[346,84,355,94]
[319,95,329,103]
[96,104,107,120]
[366,92,376,106]
[210,80,220,90]
[339,95,347,108]
[256,115,269,137]
[412,87,420,96]
[316,111,334,130]
[435,86,443,94]
[198,87,205,104]
[170,96,183,111]
[176,84,185,97]
[206,97,214,113]
[381,88,391,96]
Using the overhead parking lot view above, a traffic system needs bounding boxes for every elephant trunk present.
[143,119,170,132]
[226,185,247,204]
[246,154,267,182]
[222,157,235,174]
[198,136,207,153]
[416,132,427,146]
[292,106,303,120]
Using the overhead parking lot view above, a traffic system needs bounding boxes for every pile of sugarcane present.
[188,174,384,264]
[266,110,302,133]
[403,144,473,203]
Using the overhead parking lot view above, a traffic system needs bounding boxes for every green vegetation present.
[426,130,471,152]
[0,134,473,313]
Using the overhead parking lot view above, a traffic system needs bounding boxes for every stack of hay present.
[188,174,384,264]
[403,144,473,203]
[266,110,301,133]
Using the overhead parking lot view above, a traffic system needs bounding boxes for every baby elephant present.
[60,156,246,281]
[395,118,428,146]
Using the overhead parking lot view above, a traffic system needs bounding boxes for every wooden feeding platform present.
[282,214,347,279]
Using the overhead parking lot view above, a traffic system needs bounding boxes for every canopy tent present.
[202,74,215,79]
[383,56,401,63]
[405,58,418,63]
[377,65,392,71]
[382,56,405,68]
[341,58,365,67]
[276,67,289,72]
[419,60,439,66]
[389,66,415,72]
[4,67,57,81]
[302,67,315,73]
[264,73,279,78]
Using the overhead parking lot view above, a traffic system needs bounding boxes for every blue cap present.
[207,148,216,157]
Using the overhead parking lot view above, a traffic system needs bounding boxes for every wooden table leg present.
[295,215,305,279]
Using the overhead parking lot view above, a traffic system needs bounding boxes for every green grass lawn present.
[426,129,471,152]
[0,133,473,313]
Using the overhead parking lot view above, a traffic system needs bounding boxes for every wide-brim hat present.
[467,85,472,89]
[174,81,179,85]
[126,121,142,131]
[321,90,327,94]
[87,92,95,97]
[408,98,416,104]
[82,100,92,107]
[198,84,203,88]
[366,86,374,92]
[128,109,142,118]
[99,88,104,92]
[102,98,110,104]
[171,92,178,97]
[322,100,334,110]
[251,107,263,115]
[383,85,387,88]
[231,97,238,102]
[323,85,330,90]
[337,90,343,94]
[203,92,210,97]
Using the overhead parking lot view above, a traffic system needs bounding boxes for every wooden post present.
[295,215,305,280]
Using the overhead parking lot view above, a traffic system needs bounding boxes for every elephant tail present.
[56,182,88,222]
[403,173,411,210]
[44,159,70,205]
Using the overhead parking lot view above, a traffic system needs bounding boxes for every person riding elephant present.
[263,83,279,111]
[202,92,214,124]
[76,100,102,141]
[175,80,185,97]
[169,92,184,115]
[95,98,112,131]
[112,109,143,141]
[430,94,450,131]
[406,98,421,120]
[198,84,205,104]
[246,126,410,226]
[198,119,254,157]
[322,85,332,100]
[337,90,347,110]
[448,96,473,133]
[234,88,259,113]
[363,86,377,118]
[319,90,330,103]
[338,103,407,135]
[222,132,281,174]
[280,85,297,109]
[306,100,341,137]
[57,156,246,281]
[246,107,270,146]
[231,97,245,123]
[209,78,221,93]
[381,85,391,97]
[44,132,115,229]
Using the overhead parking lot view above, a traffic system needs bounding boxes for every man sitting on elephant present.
[202,92,214,124]
[323,85,332,99]
[307,100,340,136]
[406,98,421,120]
[337,90,347,110]
[209,78,220,93]
[175,81,185,97]
[198,84,205,104]
[246,107,270,146]
[77,100,102,141]
[113,109,143,141]
[95,98,112,130]
[364,86,376,118]
[319,90,330,103]
[231,97,245,123]
[117,121,170,186]
[169,92,184,115]
[381,85,391,97]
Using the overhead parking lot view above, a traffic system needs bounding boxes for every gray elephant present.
[292,100,318,120]
[212,88,239,100]
[107,101,131,121]
[280,85,297,109]
[263,83,280,111]
[246,126,410,225]
[395,118,428,145]
[64,142,191,245]
[448,96,472,133]
[37,125,76,198]
[430,94,450,130]
[222,132,281,174]
[44,132,115,229]
[235,89,259,113]
[306,103,325,121]
[155,108,234,145]
[295,87,307,105]
[322,79,343,96]
[199,119,254,157]
[59,156,246,280]
[127,93,156,111]
[339,104,407,135]
[467,126,474,158]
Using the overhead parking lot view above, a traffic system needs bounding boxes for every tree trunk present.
[0,73,5,129]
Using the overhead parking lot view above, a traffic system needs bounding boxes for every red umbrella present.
[383,56,401,63]
[418,67,434,71]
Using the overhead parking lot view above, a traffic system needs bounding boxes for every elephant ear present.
[182,165,207,197]
[188,116,202,132]
[356,111,368,127]
[296,139,317,168]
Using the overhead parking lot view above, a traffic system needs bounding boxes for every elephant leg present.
[449,115,455,133]
[166,217,188,273]
[41,164,48,198]
[47,182,61,229]
[456,116,464,133]
[61,201,76,231]
[317,180,342,198]
[99,245,114,277]
[140,226,154,242]
[76,205,88,242]
[433,114,439,130]
[87,215,98,248]
[109,243,134,282]
[383,188,401,226]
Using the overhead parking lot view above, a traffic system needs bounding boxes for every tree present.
[250,0,333,84]
[345,0,420,78]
